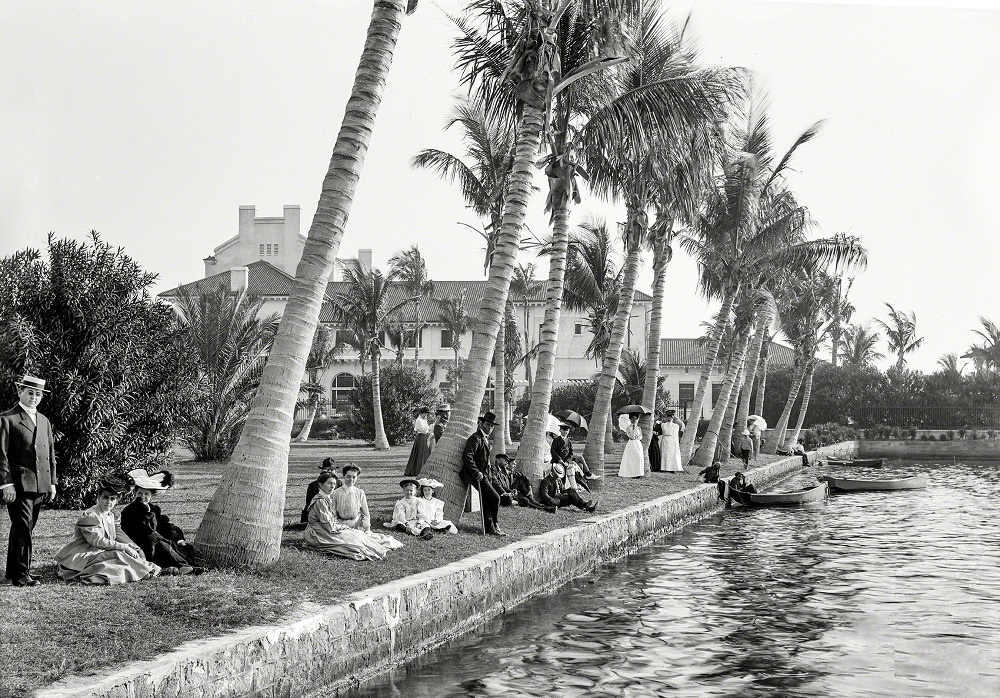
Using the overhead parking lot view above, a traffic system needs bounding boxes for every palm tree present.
[330,263,415,450]
[438,292,472,395]
[937,352,966,377]
[388,245,434,364]
[294,325,340,443]
[195,0,419,567]
[581,8,736,478]
[413,99,517,453]
[875,303,924,369]
[827,273,855,367]
[174,287,278,461]
[962,317,1000,371]
[840,323,884,368]
[510,263,540,393]
[563,220,624,364]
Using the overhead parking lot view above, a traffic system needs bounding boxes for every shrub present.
[0,234,198,507]
[347,365,437,446]
[938,433,949,441]
[810,422,861,446]
[947,430,955,440]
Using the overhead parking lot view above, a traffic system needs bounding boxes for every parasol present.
[554,409,588,431]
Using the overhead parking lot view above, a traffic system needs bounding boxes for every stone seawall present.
[39,446,849,698]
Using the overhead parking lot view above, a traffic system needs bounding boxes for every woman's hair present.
[342,464,362,477]
[317,471,338,485]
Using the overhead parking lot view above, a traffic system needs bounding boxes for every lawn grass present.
[0,440,780,697]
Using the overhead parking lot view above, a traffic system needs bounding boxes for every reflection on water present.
[345,461,1000,697]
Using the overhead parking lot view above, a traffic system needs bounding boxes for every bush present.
[0,234,198,507]
[811,422,861,446]
[938,433,949,441]
[919,434,929,441]
[291,417,344,440]
[347,365,438,446]
[947,430,955,440]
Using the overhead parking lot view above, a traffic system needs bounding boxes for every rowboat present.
[819,474,928,492]
[726,481,829,507]
[824,457,885,467]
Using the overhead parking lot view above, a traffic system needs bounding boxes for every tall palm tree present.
[840,323,883,368]
[331,264,415,450]
[582,8,736,478]
[174,287,278,462]
[962,317,1000,371]
[294,325,340,443]
[563,221,624,363]
[875,303,924,369]
[438,292,472,395]
[196,0,419,567]
[388,245,434,364]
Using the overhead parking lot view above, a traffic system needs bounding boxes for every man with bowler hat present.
[460,411,504,536]
[1,375,57,587]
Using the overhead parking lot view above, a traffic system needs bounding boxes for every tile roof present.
[659,338,798,367]
[158,261,296,298]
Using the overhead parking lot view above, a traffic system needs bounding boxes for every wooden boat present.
[727,481,829,507]
[819,474,928,492]
[824,457,885,467]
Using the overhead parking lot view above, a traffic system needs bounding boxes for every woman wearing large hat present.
[119,469,202,574]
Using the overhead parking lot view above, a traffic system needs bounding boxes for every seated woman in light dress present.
[416,477,457,533]
[55,480,161,584]
[385,478,434,539]
[304,466,403,560]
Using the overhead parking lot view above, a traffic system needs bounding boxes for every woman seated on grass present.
[301,457,340,524]
[55,480,162,584]
[385,478,434,539]
[304,466,403,561]
[120,468,203,575]
[416,477,457,534]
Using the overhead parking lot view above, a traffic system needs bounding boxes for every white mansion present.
[159,205,795,421]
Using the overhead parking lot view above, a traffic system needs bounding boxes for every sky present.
[1,0,998,373]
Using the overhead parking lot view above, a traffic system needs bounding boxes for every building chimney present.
[358,249,373,274]
[231,266,249,292]
[238,205,255,238]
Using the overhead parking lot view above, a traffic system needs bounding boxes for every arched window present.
[331,373,358,415]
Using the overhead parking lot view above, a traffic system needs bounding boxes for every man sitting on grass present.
[489,454,555,513]
[538,462,597,513]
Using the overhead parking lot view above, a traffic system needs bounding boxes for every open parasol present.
[617,404,652,416]
[748,415,768,430]
[554,409,588,431]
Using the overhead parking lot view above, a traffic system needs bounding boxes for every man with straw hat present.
[1,374,57,587]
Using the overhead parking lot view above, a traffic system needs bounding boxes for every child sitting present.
[698,461,721,484]
[416,478,458,533]
[385,478,433,539]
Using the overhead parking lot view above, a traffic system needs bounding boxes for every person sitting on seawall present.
[301,457,340,524]
[416,478,458,533]
[489,453,555,514]
[698,461,721,484]
[385,478,435,540]
[304,468,404,561]
[551,421,599,480]
[776,439,810,466]
[538,462,598,513]
[55,479,162,584]
[120,468,204,575]
[731,471,756,493]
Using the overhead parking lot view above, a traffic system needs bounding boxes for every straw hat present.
[127,468,175,491]
[16,375,49,393]
[417,477,444,491]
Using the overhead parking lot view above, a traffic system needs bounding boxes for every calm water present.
[345,460,1000,697]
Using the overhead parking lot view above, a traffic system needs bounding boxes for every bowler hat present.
[16,375,49,393]
[478,411,498,426]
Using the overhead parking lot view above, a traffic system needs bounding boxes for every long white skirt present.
[659,434,683,472]
[618,438,645,478]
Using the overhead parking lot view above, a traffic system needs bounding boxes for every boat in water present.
[824,457,885,467]
[819,474,928,492]
[722,480,829,507]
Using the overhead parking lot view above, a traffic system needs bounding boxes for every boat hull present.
[825,458,885,467]
[729,481,829,506]
[819,475,928,491]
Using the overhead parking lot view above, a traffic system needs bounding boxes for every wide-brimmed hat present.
[16,375,49,393]
[436,403,452,413]
[550,462,566,477]
[664,409,676,417]
[399,478,421,490]
[478,411,498,426]
[127,468,175,491]
[417,477,444,491]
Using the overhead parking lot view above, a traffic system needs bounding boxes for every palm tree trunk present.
[453,347,460,392]
[504,301,516,447]
[691,328,751,470]
[638,246,669,463]
[736,310,770,430]
[494,310,507,457]
[762,359,807,454]
[753,353,768,417]
[583,243,642,481]
[715,351,747,463]
[679,288,737,464]
[522,302,534,393]
[518,202,571,478]
[293,397,318,443]
[787,359,816,447]
[604,410,614,454]
[418,103,546,525]
[371,349,390,450]
[414,300,422,364]
[195,0,409,568]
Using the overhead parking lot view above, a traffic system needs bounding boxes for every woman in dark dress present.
[120,469,202,575]
[649,413,663,472]
[403,406,433,476]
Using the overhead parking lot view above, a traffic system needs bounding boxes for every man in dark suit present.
[1,375,57,587]
[460,411,504,536]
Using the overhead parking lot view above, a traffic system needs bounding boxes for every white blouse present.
[413,416,430,434]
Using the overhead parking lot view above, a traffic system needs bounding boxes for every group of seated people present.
[54,468,204,586]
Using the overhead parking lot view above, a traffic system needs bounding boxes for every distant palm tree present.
[563,220,624,363]
[962,316,1000,371]
[840,323,884,368]
[388,245,434,364]
[936,352,966,377]
[438,292,471,395]
[331,264,414,450]
[510,263,541,392]
[294,325,340,443]
[875,303,924,369]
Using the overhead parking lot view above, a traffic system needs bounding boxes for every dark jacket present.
[433,418,448,442]
[120,500,186,555]
[460,429,490,485]
[537,473,564,507]
[0,406,57,493]
[550,434,573,463]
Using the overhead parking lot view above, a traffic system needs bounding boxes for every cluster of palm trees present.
[193,0,867,568]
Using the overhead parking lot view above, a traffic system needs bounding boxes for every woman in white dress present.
[618,413,645,478]
[659,409,684,473]
[404,407,433,476]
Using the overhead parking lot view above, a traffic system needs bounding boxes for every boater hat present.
[417,477,444,491]
[16,375,49,393]
[400,478,421,490]
[127,468,175,490]
[436,403,451,412]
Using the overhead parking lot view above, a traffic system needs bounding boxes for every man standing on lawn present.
[1,375,58,587]
[460,412,504,536]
